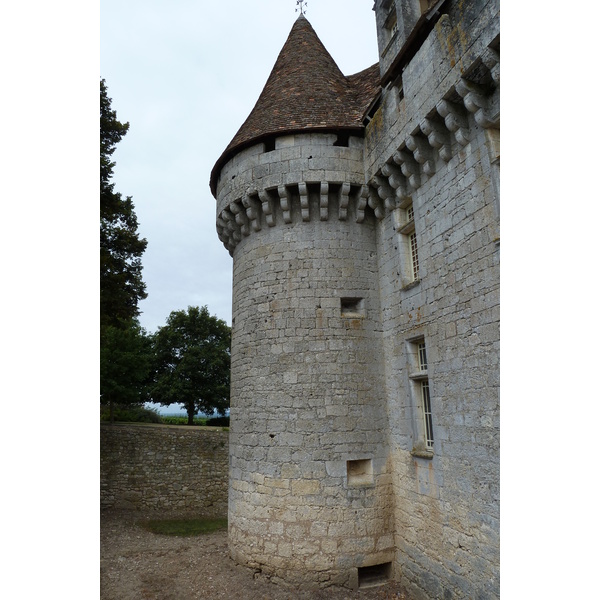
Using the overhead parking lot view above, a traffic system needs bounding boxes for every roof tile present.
[210,15,380,195]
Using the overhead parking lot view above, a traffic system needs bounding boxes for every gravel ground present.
[100,511,411,600]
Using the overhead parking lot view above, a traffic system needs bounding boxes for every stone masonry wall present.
[366,1,500,598]
[100,423,229,517]
[222,132,394,589]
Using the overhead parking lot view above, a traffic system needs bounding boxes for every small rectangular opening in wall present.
[358,562,392,588]
[340,297,364,318]
[347,459,373,485]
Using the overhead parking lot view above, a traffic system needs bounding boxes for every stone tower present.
[211,2,500,597]
[210,15,392,589]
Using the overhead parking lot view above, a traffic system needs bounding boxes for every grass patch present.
[160,416,208,426]
[140,517,227,536]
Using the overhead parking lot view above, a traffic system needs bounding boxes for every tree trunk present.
[187,403,195,425]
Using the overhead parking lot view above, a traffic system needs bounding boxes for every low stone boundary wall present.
[100,423,229,517]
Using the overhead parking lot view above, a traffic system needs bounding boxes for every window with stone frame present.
[385,9,399,42]
[407,336,434,455]
[397,200,420,286]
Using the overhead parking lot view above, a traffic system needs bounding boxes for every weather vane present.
[296,0,307,15]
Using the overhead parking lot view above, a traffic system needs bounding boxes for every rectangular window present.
[409,230,419,280]
[407,337,434,455]
[418,341,427,370]
[385,10,398,42]
[398,201,420,286]
[421,380,434,449]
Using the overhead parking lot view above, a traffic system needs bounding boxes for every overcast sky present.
[100,0,379,334]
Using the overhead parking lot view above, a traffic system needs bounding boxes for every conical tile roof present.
[210,14,380,195]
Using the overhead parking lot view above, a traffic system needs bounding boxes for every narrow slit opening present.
[358,562,392,588]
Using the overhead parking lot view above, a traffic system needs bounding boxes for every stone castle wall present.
[100,424,228,517]
[367,1,500,598]
[212,0,500,596]
[224,132,394,589]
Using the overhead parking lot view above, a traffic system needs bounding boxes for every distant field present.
[160,416,208,426]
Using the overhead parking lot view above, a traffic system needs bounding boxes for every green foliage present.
[100,78,147,332]
[100,404,161,423]
[160,416,208,426]
[140,517,228,536]
[100,319,153,415]
[150,306,231,425]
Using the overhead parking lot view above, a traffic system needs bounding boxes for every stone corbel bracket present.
[242,191,262,233]
[419,116,452,162]
[455,78,498,129]
[367,185,385,220]
[356,185,368,223]
[339,182,351,221]
[482,47,500,86]
[278,185,292,224]
[436,98,470,147]
[393,150,421,190]
[320,182,329,221]
[258,189,276,227]
[230,199,250,237]
[381,162,412,206]
[405,131,436,177]
[298,182,310,222]
[217,182,376,254]
[373,174,398,211]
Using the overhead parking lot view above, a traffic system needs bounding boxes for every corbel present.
[356,185,368,223]
[258,189,275,227]
[374,174,397,209]
[392,149,421,190]
[320,182,329,221]
[482,47,500,86]
[242,192,261,232]
[217,212,235,254]
[338,182,351,221]
[221,208,241,244]
[420,116,452,162]
[455,78,498,129]
[277,185,292,224]
[367,185,385,220]
[381,162,412,205]
[230,200,250,237]
[436,99,470,146]
[216,215,228,246]
[405,132,435,176]
[298,182,310,221]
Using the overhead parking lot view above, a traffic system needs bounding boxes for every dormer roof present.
[210,14,380,196]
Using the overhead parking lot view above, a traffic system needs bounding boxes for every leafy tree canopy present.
[100,78,147,332]
[151,306,231,425]
[100,319,153,420]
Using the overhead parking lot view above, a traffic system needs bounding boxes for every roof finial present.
[295,1,307,16]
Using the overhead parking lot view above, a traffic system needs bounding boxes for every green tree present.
[151,306,231,425]
[100,319,153,421]
[100,78,147,332]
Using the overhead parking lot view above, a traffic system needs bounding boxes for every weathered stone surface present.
[211,0,499,596]
[100,424,228,517]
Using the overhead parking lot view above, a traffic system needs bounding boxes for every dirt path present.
[100,511,410,600]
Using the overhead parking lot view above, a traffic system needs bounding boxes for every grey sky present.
[100,0,379,334]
